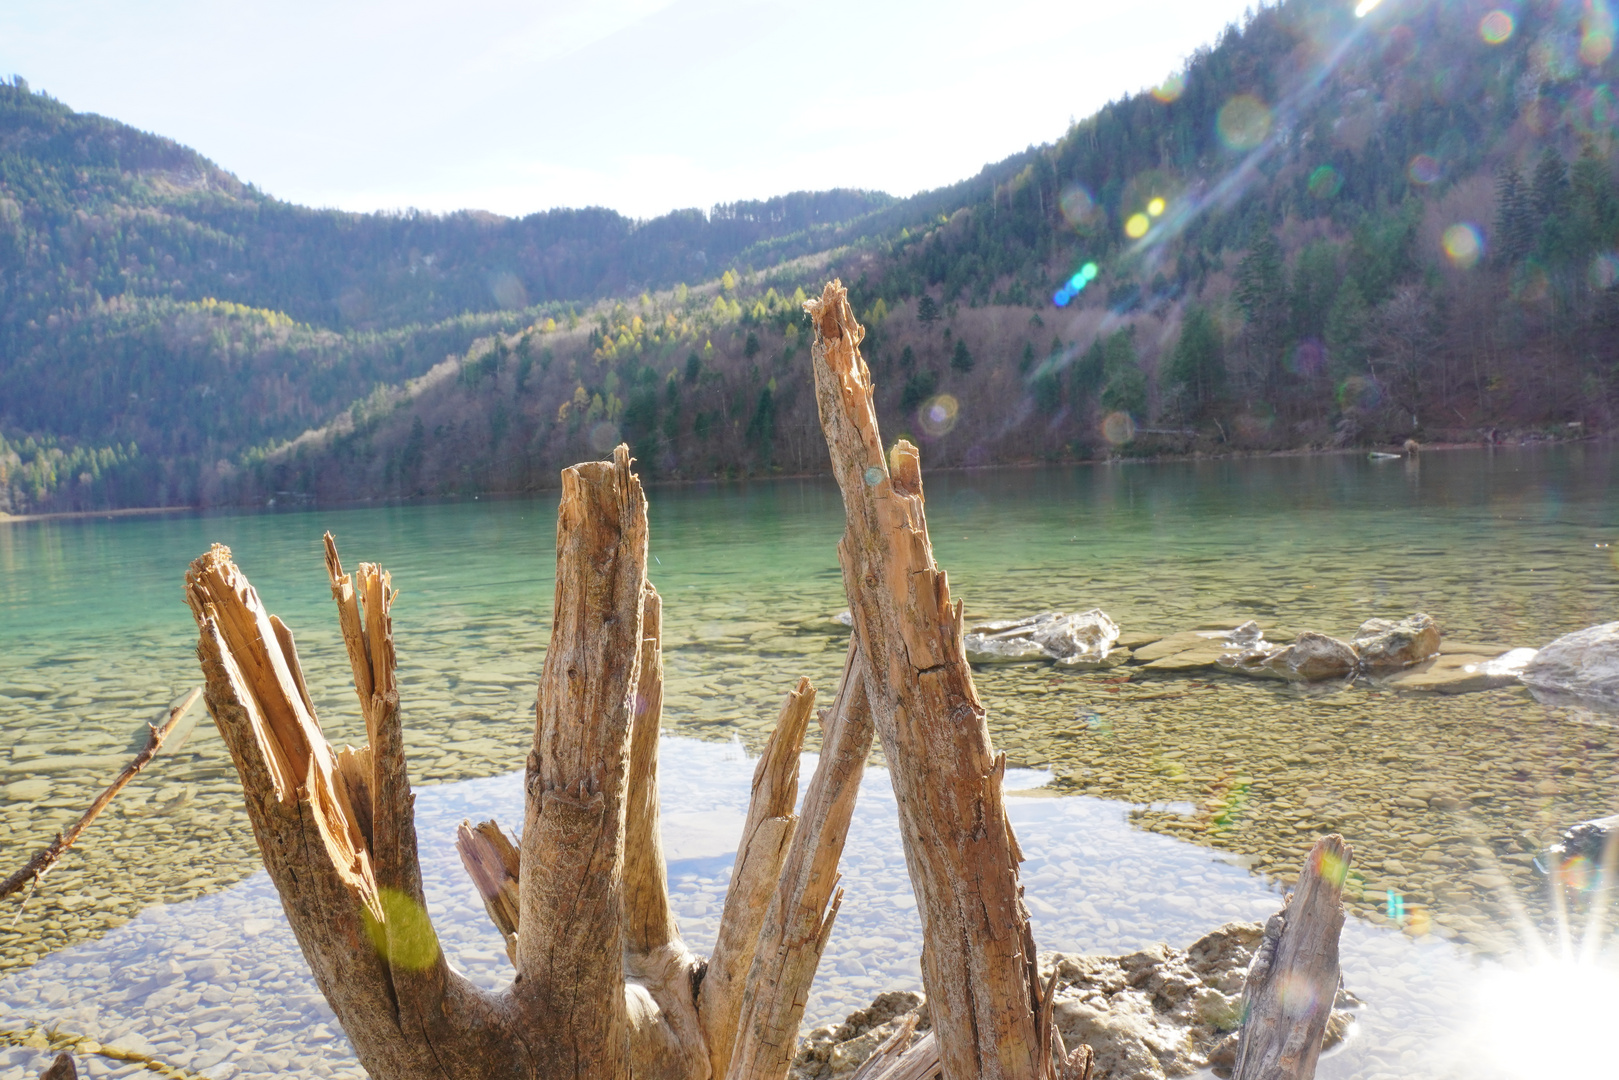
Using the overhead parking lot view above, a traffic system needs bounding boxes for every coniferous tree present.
[1290,241,1341,342]
[1099,329,1147,415]
[1234,230,1289,390]
[1072,337,1105,397]
[1494,167,1535,265]
[1531,148,1571,221]
[950,338,974,373]
[1166,305,1226,416]
[1326,278,1370,371]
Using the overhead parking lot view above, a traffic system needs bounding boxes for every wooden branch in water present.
[726,640,875,1080]
[1231,835,1353,1080]
[805,279,1047,1079]
[698,675,816,1077]
[1,687,202,902]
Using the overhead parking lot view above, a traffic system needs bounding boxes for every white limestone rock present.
[1520,621,1619,703]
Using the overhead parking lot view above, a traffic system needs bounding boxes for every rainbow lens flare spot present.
[1059,185,1102,228]
[1570,84,1617,137]
[1442,223,1484,269]
[1582,31,1615,66]
[1307,165,1342,199]
[1217,95,1272,151]
[1407,154,1440,185]
[918,394,960,437]
[1101,411,1136,445]
[1053,262,1100,307]
[1591,252,1619,289]
[1146,197,1166,217]
[1479,10,1514,44]
[1125,213,1151,239]
[1153,73,1185,103]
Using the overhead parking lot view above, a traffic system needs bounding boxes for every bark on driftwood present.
[1230,836,1353,1080]
[727,641,874,1080]
[804,280,1087,1080]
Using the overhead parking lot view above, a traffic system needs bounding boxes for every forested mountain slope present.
[3,0,1617,513]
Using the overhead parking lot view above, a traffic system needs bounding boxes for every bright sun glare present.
[1472,959,1619,1076]
[1354,0,1384,17]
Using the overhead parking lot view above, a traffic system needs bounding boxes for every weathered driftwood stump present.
[184,281,1340,1080]
[1230,835,1353,1080]
[803,282,1090,1080]
[185,443,893,1080]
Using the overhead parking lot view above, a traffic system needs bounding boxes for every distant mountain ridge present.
[0,78,898,331]
[2,0,1616,514]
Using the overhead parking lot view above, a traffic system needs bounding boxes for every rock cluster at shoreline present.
[954,606,1619,706]
[791,923,1356,1080]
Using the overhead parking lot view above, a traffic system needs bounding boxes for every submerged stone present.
[1131,631,1227,664]
[963,609,1120,666]
[1381,649,1536,695]
[1268,632,1359,681]
[1353,613,1440,670]
[1520,621,1619,704]
[1533,813,1619,877]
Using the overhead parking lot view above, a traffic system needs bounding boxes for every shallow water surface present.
[6,738,1606,1080]
[2,446,1617,1074]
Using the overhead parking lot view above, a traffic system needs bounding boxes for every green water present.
[2,445,1616,970]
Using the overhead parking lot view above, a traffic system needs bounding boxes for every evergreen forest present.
[2,0,1616,514]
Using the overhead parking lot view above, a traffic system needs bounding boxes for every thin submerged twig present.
[1,688,203,908]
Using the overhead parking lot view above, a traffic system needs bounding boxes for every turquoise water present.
[1,446,1617,1059]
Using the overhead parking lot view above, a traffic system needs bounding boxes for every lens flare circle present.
[1125,213,1151,239]
[1059,185,1102,229]
[1217,95,1273,151]
[1053,262,1100,307]
[1153,73,1185,103]
[1442,223,1484,269]
[1101,411,1136,445]
[1479,10,1514,44]
[918,394,960,437]
[1591,252,1619,289]
[1407,154,1441,185]
[1146,197,1167,217]
[1570,85,1617,136]
[1583,32,1615,66]
[1307,165,1343,199]
[1291,338,1327,377]
[588,421,621,453]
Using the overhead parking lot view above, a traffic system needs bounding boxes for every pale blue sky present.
[1,0,1260,219]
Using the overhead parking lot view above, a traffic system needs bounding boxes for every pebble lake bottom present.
[3,447,1618,1076]
[5,736,1609,1080]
